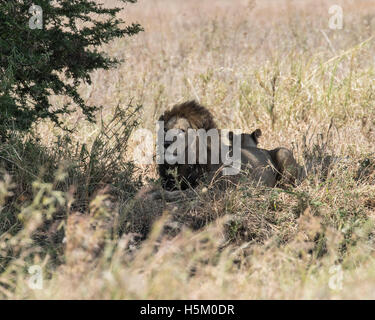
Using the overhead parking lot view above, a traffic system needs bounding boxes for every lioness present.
[155,100,305,198]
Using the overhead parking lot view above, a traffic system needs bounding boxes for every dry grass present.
[1,0,375,299]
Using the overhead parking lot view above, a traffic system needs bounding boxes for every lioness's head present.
[228,128,262,149]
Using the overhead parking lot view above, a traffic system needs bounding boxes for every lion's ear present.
[250,129,262,145]
[253,128,262,138]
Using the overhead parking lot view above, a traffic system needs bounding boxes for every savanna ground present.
[1,0,375,299]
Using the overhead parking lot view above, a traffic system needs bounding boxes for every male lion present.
[156,100,304,197]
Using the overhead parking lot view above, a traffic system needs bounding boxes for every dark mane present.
[159,100,216,130]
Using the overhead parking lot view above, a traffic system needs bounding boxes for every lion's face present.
[163,116,192,164]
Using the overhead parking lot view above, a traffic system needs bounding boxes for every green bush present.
[0,0,142,136]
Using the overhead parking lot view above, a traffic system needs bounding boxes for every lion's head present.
[157,101,217,190]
